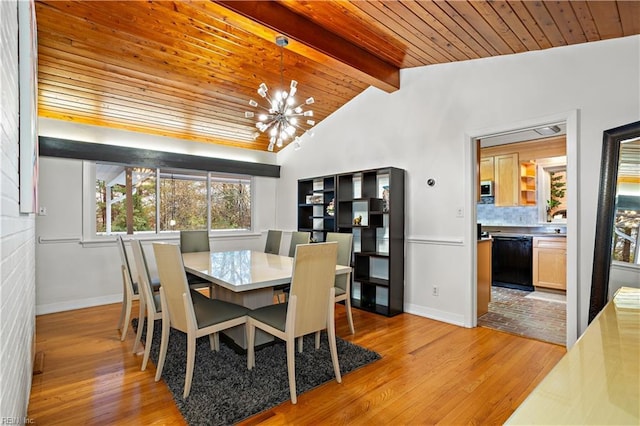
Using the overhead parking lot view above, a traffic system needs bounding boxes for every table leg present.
[215,286,275,349]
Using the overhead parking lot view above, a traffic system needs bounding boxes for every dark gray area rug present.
[133,319,381,425]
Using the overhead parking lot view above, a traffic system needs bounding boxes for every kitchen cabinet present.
[519,161,536,206]
[533,237,566,290]
[494,153,519,206]
[477,239,492,317]
[480,157,494,181]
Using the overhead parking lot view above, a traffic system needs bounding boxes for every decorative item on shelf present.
[382,186,390,212]
[311,194,323,204]
[305,195,313,204]
[244,35,315,152]
[354,215,362,226]
[326,198,334,216]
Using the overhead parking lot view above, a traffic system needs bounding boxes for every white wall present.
[0,0,36,418]
[33,36,640,335]
[277,36,640,336]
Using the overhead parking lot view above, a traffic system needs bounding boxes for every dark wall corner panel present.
[39,136,280,178]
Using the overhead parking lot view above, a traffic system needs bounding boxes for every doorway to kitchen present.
[468,114,577,347]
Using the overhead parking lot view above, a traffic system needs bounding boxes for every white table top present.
[182,250,351,293]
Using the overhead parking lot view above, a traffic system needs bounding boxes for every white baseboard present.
[36,294,121,315]
[404,303,467,328]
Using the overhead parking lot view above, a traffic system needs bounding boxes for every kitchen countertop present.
[490,232,566,238]
[481,225,566,238]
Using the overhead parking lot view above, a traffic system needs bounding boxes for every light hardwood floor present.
[28,301,565,424]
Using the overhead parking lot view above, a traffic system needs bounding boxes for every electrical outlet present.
[456,207,464,218]
[432,285,439,296]
[38,206,47,216]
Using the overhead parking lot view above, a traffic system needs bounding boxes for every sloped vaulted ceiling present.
[35,1,640,152]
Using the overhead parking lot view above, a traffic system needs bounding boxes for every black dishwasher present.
[491,235,533,291]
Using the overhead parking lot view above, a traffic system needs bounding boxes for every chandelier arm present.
[289,122,311,133]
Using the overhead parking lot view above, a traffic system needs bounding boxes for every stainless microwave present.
[480,180,493,197]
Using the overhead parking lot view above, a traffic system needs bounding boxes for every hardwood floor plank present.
[28,301,565,424]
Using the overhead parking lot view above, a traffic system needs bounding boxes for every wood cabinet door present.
[480,157,494,181]
[533,238,567,290]
[494,153,518,206]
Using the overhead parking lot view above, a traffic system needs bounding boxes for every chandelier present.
[245,35,315,151]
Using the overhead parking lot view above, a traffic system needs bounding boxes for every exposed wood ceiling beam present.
[213,0,400,93]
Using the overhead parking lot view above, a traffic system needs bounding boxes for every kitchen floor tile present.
[477,287,566,346]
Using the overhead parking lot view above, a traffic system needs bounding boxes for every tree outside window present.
[95,163,251,234]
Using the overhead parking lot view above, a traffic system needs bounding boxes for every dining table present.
[182,249,352,349]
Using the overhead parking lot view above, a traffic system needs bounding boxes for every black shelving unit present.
[299,167,404,317]
[297,175,336,242]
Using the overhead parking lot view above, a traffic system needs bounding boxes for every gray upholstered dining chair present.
[288,231,310,257]
[179,230,210,253]
[116,236,160,342]
[247,242,341,404]
[153,242,249,399]
[179,230,213,296]
[116,235,139,341]
[326,232,355,334]
[130,239,162,371]
[274,231,311,303]
[264,230,282,255]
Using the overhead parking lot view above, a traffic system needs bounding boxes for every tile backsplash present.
[477,199,539,225]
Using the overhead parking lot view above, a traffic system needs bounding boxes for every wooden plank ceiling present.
[35,1,640,152]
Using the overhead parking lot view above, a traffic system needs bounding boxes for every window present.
[159,171,207,232]
[210,175,251,230]
[95,163,251,235]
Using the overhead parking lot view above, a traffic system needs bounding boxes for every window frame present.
[83,161,255,242]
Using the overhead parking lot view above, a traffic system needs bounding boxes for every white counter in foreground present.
[506,287,639,424]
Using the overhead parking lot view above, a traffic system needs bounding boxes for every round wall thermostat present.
[427,178,436,187]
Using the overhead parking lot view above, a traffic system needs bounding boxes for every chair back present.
[180,230,210,253]
[288,231,310,257]
[116,235,136,293]
[153,243,192,333]
[130,240,160,313]
[289,242,338,337]
[264,230,282,255]
[325,232,353,291]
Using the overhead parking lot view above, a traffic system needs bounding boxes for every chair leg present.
[315,331,321,349]
[117,268,127,332]
[117,294,126,332]
[247,321,255,370]
[120,296,132,341]
[328,292,342,383]
[141,315,154,371]
[327,324,342,384]
[154,312,170,382]
[286,337,297,404]
[184,333,196,399]
[345,297,355,334]
[133,298,145,354]
[208,333,220,351]
[297,336,303,353]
